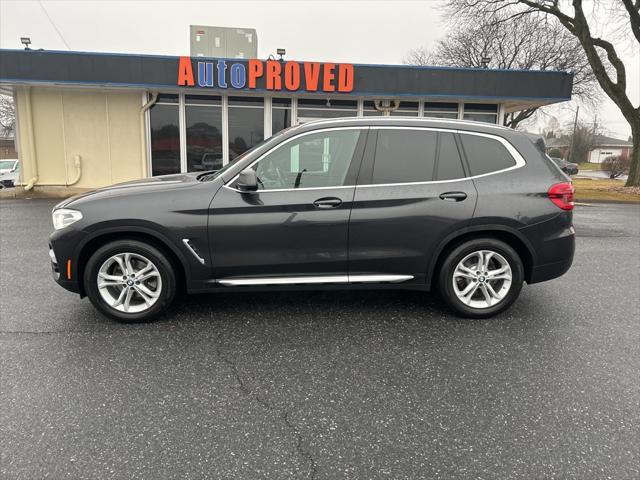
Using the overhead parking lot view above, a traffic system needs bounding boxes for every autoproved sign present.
[177,57,355,93]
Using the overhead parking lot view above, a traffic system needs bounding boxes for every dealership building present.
[0,49,572,192]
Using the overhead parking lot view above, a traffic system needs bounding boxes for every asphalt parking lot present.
[1,199,639,479]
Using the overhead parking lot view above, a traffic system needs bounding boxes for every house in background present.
[545,134,632,163]
[586,135,632,163]
[0,135,17,159]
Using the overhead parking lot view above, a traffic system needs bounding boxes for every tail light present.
[548,182,574,211]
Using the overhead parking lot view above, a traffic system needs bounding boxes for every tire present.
[437,238,524,319]
[83,240,176,323]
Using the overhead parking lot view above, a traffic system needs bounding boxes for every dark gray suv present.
[49,117,575,322]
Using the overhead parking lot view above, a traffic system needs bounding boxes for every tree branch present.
[505,107,538,128]
[621,0,640,44]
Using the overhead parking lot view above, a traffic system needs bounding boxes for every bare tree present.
[443,0,640,187]
[404,13,598,129]
[566,119,601,164]
[0,95,15,137]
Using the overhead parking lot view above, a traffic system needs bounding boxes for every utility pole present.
[568,106,579,162]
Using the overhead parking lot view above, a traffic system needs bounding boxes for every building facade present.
[0,49,573,191]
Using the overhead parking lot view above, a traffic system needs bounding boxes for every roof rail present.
[297,116,510,131]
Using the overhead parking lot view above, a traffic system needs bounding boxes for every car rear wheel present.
[84,240,176,323]
[438,238,524,318]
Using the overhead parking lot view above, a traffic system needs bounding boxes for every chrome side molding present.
[217,274,413,286]
[349,274,414,283]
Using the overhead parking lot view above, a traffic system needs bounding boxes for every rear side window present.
[460,133,516,176]
[436,133,465,180]
[373,129,437,183]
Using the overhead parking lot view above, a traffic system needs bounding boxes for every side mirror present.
[237,168,258,192]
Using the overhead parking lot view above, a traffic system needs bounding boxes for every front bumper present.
[49,227,86,294]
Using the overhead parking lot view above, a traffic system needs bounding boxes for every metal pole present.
[568,105,579,162]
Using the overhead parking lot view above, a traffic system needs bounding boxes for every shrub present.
[601,155,630,179]
[548,148,562,159]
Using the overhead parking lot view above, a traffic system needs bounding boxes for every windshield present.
[198,126,295,181]
[0,160,17,170]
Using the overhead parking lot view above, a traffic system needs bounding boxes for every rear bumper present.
[520,212,575,284]
[528,228,575,284]
[529,256,574,284]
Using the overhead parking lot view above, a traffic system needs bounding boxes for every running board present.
[217,274,413,287]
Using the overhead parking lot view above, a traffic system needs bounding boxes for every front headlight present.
[52,208,83,230]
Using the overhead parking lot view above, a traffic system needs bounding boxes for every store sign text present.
[177,57,354,93]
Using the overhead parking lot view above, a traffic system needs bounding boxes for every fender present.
[73,223,194,283]
[425,223,537,288]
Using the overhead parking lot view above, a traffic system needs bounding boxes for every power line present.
[37,0,71,50]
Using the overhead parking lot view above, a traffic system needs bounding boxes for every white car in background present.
[0,159,20,188]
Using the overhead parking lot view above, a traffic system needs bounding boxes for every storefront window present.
[272,98,292,135]
[297,99,357,122]
[389,101,419,116]
[228,97,264,160]
[363,100,383,116]
[424,102,459,119]
[463,103,499,124]
[185,95,223,172]
[149,95,180,176]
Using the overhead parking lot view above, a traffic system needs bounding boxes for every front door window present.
[253,129,362,190]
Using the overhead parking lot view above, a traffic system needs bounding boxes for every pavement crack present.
[218,352,318,479]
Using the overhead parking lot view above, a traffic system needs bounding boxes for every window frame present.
[224,126,369,193]
[184,95,224,173]
[148,99,181,177]
[457,130,521,178]
[356,127,526,187]
[462,103,499,124]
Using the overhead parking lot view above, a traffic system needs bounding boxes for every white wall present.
[589,148,624,163]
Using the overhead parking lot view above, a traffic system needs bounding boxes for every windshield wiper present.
[197,170,219,182]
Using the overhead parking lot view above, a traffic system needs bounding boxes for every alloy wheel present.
[97,252,162,313]
[452,249,512,309]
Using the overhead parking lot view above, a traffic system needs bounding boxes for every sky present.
[1,0,638,139]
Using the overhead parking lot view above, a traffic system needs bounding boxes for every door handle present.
[439,191,467,202]
[313,197,342,208]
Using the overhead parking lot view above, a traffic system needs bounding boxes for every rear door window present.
[459,133,516,176]
[372,129,437,184]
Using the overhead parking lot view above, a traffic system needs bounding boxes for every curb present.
[574,199,640,205]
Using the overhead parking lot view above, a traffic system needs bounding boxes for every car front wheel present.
[84,240,176,323]
[438,238,524,318]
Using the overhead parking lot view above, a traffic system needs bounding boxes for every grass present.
[577,162,602,171]
[572,178,640,203]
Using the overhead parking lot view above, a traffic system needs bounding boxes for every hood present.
[56,172,203,209]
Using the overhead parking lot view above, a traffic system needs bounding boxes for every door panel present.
[210,186,354,278]
[349,180,477,282]
[348,128,477,283]
[209,127,367,280]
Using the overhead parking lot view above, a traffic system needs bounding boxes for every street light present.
[20,37,31,50]
[276,48,286,61]
[481,56,491,69]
